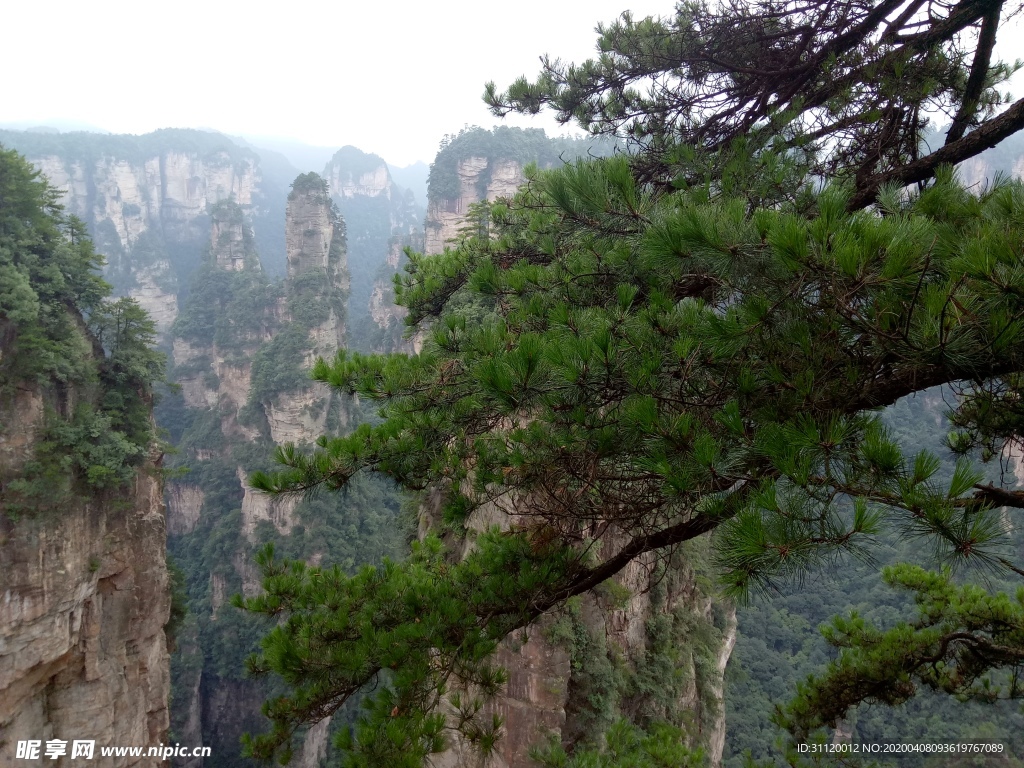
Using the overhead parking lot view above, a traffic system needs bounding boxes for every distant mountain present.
[388,160,429,206]
[0,119,111,133]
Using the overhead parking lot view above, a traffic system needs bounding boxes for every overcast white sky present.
[3,0,1023,167]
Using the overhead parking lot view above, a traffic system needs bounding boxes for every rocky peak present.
[209,200,259,272]
[425,156,525,256]
[323,146,393,199]
[286,173,343,279]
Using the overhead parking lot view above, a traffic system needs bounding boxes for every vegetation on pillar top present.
[289,172,331,202]
[327,146,389,182]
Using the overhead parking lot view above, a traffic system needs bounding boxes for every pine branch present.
[973,483,1024,509]
[945,0,1004,144]
[847,97,1024,210]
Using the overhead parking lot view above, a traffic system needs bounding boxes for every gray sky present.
[4,0,1023,167]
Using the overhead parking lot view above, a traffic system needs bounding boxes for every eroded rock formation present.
[164,176,355,766]
[424,157,525,257]
[0,486,170,763]
[322,146,423,352]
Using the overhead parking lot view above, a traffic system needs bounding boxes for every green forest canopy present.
[240,1,1024,765]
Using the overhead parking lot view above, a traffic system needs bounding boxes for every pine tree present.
[485,0,1024,210]
[238,3,1024,764]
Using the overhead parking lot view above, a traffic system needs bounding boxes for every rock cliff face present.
[430,498,733,768]
[286,180,343,279]
[368,239,410,326]
[0,471,171,763]
[325,160,392,200]
[424,157,525,256]
[167,485,205,536]
[958,153,1024,187]
[166,188,346,546]
[364,233,422,353]
[29,150,257,249]
[284,174,348,356]
[0,344,170,764]
[322,147,423,352]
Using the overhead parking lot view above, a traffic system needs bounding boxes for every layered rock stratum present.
[0,470,170,764]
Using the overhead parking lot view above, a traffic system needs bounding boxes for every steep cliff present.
[2,129,413,766]
[163,176,405,767]
[322,147,423,352]
[365,234,420,353]
[424,155,525,256]
[0,127,418,349]
[0,466,171,763]
[324,146,393,200]
[423,126,616,256]
[0,146,170,764]
[264,172,349,443]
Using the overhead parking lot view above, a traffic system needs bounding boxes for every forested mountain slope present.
[724,389,1024,767]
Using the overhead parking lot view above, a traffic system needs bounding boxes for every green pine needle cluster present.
[778,564,1024,742]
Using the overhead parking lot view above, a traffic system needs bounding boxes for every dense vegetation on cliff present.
[427,126,617,203]
[0,146,164,512]
[238,1,1024,765]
